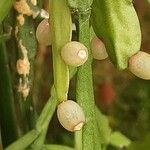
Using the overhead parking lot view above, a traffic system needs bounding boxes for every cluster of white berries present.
[36,19,150,132]
[36,19,87,132]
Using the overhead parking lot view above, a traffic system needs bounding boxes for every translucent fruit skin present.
[129,51,150,80]
[91,36,108,60]
[57,100,85,132]
[61,41,88,66]
[36,19,51,46]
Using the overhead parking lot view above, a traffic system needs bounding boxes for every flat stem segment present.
[49,0,72,102]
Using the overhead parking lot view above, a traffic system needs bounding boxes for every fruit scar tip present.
[73,122,85,131]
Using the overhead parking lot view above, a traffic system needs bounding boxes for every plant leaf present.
[95,107,111,144]
[110,131,131,148]
[91,0,141,70]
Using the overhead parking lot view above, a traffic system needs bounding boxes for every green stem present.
[94,111,102,150]
[0,26,18,147]
[31,130,47,150]
[75,12,95,150]
[75,12,101,150]
[31,67,77,149]
[35,87,57,130]
[31,87,57,150]
[75,130,82,150]
[5,130,39,150]
[5,87,57,150]
[49,0,72,102]
[43,144,74,150]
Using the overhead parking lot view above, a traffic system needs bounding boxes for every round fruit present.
[57,100,85,132]
[36,19,51,46]
[91,36,108,60]
[61,41,88,66]
[129,51,150,80]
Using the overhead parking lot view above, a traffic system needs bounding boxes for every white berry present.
[91,36,108,60]
[57,100,85,132]
[36,19,51,46]
[61,41,88,66]
[129,51,150,80]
